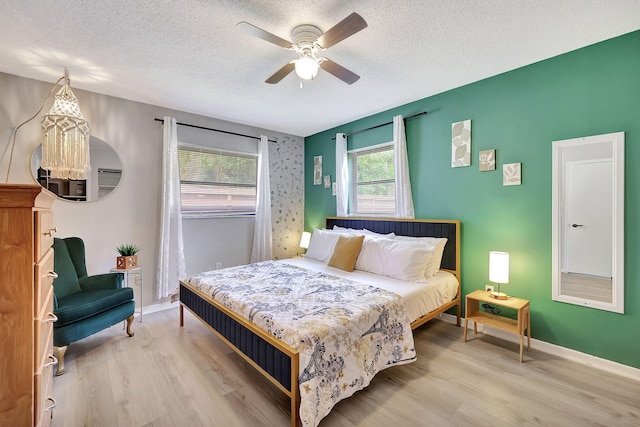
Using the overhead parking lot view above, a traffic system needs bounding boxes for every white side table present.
[111,266,143,322]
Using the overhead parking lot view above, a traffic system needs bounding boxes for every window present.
[349,143,395,214]
[178,145,257,215]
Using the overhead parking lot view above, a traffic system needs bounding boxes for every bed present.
[179,217,461,426]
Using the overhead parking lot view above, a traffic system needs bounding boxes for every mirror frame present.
[551,131,624,313]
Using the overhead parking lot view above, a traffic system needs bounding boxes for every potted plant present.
[116,244,141,269]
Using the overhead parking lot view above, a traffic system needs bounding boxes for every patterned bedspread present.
[185,260,416,427]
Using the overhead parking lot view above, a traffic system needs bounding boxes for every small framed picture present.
[479,149,496,171]
[503,162,522,186]
[323,175,331,188]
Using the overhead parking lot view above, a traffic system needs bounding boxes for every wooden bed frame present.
[179,217,461,426]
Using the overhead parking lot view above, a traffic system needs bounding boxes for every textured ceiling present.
[1,1,639,137]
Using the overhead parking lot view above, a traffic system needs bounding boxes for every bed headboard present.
[325,217,461,281]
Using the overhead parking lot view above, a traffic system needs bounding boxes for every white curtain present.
[393,115,415,218]
[335,133,349,217]
[251,135,273,262]
[157,116,186,299]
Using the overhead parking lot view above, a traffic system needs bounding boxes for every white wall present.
[0,72,304,307]
[182,217,254,275]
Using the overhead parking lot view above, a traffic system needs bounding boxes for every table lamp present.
[299,231,311,250]
[489,251,509,300]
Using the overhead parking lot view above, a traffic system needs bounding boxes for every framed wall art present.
[452,119,471,167]
[479,149,496,171]
[503,162,522,186]
[313,155,322,185]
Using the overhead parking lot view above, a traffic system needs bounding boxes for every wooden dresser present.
[0,184,57,427]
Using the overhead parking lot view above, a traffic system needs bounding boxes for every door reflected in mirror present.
[551,132,624,313]
[31,136,123,202]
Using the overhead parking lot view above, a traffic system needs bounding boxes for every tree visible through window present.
[349,144,395,214]
[178,145,257,215]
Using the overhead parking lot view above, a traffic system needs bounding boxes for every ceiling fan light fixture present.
[238,13,367,85]
[294,55,319,80]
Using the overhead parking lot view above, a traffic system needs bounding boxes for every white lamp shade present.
[294,56,319,80]
[489,251,509,284]
[41,79,91,180]
[299,231,312,249]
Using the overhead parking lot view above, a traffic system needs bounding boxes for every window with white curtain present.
[349,142,395,215]
[178,144,257,216]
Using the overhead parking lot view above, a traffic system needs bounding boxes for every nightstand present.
[464,289,531,362]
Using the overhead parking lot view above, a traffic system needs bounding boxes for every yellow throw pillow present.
[328,235,365,272]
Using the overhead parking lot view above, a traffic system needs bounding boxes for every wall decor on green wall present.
[479,149,496,171]
[313,155,322,185]
[503,162,522,186]
[323,175,331,188]
[452,119,472,167]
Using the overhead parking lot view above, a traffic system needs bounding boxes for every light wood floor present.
[561,273,612,303]
[51,307,640,427]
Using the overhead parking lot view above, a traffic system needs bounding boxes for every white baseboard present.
[439,312,640,382]
[140,301,179,316]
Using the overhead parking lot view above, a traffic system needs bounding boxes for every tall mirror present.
[31,136,123,202]
[552,132,624,313]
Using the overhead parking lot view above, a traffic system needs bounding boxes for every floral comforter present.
[185,260,416,427]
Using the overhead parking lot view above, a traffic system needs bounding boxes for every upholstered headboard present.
[325,217,461,281]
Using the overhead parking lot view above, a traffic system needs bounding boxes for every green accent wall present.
[304,31,640,369]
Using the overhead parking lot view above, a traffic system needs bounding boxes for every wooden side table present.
[464,289,531,362]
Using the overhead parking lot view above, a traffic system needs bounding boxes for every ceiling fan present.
[236,12,367,85]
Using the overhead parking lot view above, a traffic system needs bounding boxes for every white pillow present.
[332,225,395,239]
[393,236,448,277]
[355,238,433,282]
[305,229,342,263]
[425,239,447,276]
[364,228,396,238]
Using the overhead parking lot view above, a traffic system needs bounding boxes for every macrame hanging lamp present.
[40,69,91,180]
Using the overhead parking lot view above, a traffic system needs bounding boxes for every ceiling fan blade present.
[320,59,360,85]
[316,13,367,49]
[265,62,295,84]
[236,21,293,49]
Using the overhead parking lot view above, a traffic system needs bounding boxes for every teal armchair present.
[52,237,135,375]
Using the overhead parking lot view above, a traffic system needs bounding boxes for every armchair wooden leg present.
[126,315,135,337]
[54,346,68,376]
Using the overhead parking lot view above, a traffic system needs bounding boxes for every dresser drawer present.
[35,210,55,262]
[35,288,55,371]
[35,247,55,313]
[35,360,55,427]
[35,316,55,372]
